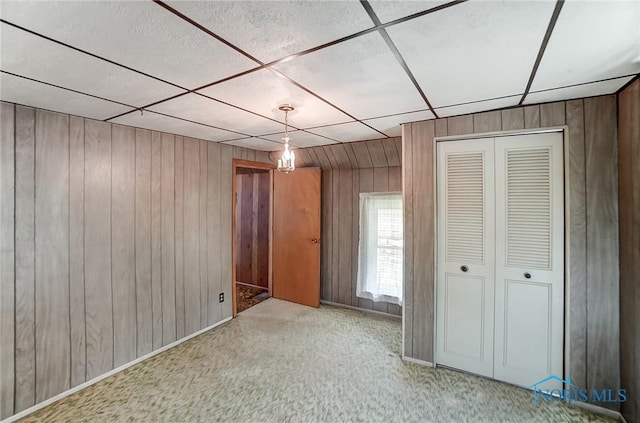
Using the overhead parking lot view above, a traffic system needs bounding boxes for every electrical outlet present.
[219,293,224,303]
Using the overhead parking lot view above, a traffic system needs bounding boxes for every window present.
[356,192,403,305]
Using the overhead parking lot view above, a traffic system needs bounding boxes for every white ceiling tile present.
[111,111,242,143]
[0,72,134,120]
[261,131,337,148]
[165,0,374,63]
[222,137,284,152]
[525,77,634,105]
[198,68,352,128]
[435,96,521,118]
[0,1,256,89]
[531,0,640,92]
[309,121,386,143]
[363,110,435,136]
[368,1,451,24]
[387,1,555,107]
[0,23,183,107]
[149,93,284,136]
[274,31,427,119]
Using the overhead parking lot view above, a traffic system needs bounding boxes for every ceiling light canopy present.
[277,104,296,173]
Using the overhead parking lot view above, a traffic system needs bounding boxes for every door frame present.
[231,159,275,317]
[432,126,571,385]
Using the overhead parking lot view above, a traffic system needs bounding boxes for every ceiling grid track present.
[518,0,565,105]
[359,0,439,119]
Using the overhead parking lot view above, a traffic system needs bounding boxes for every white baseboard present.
[320,300,402,319]
[569,400,624,422]
[1,316,233,423]
[402,355,435,367]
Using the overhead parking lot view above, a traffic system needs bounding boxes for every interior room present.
[0,1,638,422]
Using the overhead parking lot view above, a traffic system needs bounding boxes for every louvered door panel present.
[506,148,552,269]
[436,138,495,377]
[494,132,564,390]
[446,153,485,264]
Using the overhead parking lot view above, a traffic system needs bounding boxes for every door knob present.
[524,272,532,279]
[311,239,319,244]
[460,265,469,272]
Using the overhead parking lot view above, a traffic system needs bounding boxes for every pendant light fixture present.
[277,104,296,173]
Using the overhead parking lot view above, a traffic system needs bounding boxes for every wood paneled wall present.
[271,137,402,169]
[402,96,621,410]
[320,166,402,316]
[0,102,271,419]
[618,78,640,423]
[235,171,270,288]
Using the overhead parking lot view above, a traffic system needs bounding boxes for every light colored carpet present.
[21,299,612,422]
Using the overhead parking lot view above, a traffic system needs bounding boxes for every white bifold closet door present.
[493,133,564,389]
[436,132,564,391]
[436,138,496,378]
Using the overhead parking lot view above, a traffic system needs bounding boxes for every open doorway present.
[232,160,274,315]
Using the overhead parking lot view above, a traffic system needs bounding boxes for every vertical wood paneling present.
[331,170,341,303]
[328,144,351,169]
[402,124,414,357]
[323,146,340,169]
[1,102,247,420]
[367,140,388,167]
[239,174,253,283]
[134,129,152,357]
[524,105,541,128]
[394,138,402,162]
[357,168,374,311]
[312,146,333,169]
[34,110,70,401]
[220,145,234,318]
[207,143,222,324]
[343,143,359,168]
[351,142,373,168]
[174,137,185,340]
[199,141,208,328]
[473,110,501,133]
[350,170,359,307]
[150,132,163,350]
[501,108,525,131]
[383,138,400,167]
[584,95,619,409]
[0,102,15,420]
[69,116,86,385]
[161,134,176,345]
[541,102,566,127]
[435,119,448,137]
[321,170,333,301]
[618,78,640,423]
[338,170,353,306]
[84,119,113,380]
[111,125,136,368]
[14,106,36,411]
[410,120,435,362]
[184,138,201,335]
[566,99,587,388]
[257,173,270,287]
[447,115,473,136]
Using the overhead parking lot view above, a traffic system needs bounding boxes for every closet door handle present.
[524,272,532,279]
[460,265,469,272]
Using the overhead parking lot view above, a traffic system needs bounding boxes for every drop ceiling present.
[1,0,638,151]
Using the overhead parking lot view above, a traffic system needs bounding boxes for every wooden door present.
[436,138,496,377]
[493,132,564,390]
[273,168,321,307]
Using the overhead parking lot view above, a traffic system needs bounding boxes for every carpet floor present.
[20,299,613,422]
